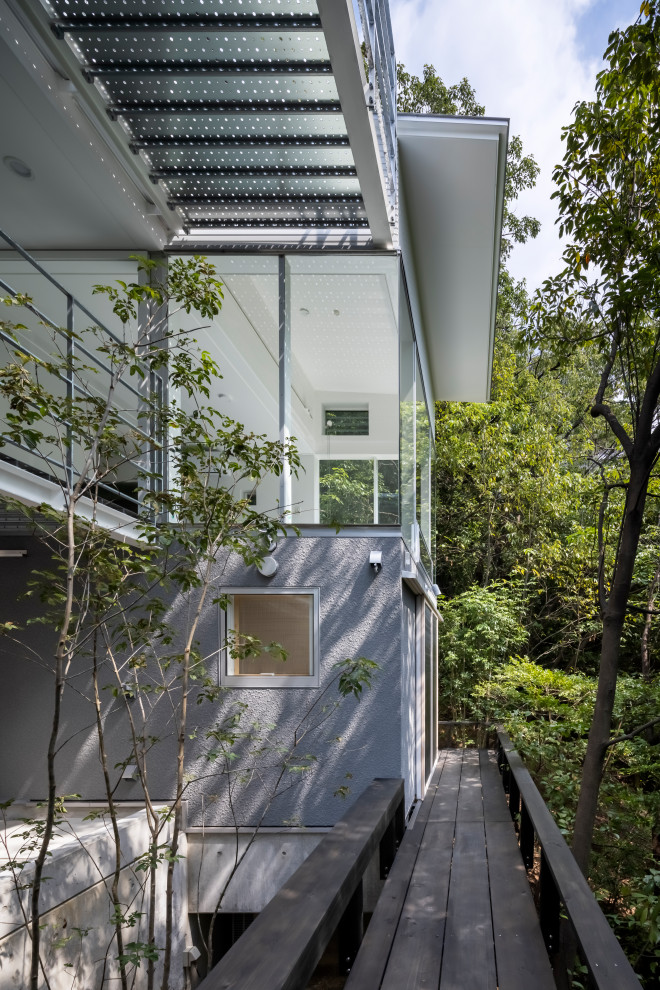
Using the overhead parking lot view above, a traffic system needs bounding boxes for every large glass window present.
[288,255,400,524]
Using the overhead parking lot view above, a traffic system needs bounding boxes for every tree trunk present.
[571,465,649,875]
[640,532,660,678]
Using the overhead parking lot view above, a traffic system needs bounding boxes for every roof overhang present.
[398,114,508,403]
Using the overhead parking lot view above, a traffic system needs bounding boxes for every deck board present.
[440,820,496,990]
[379,820,454,990]
[346,748,554,990]
[485,818,555,990]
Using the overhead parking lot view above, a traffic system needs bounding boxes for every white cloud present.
[390,0,606,291]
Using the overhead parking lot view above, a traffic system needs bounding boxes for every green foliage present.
[118,941,161,969]
[319,460,373,526]
[396,63,484,115]
[437,585,527,720]
[472,659,660,982]
[336,656,380,698]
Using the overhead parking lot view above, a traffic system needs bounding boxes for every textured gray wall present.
[0,531,407,827]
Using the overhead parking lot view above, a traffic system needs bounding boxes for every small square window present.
[221,589,320,688]
[324,408,369,436]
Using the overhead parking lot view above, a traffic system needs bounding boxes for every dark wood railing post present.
[338,879,364,974]
[509,773,520,820]
[539,848,561,959]
[502,755,511,795]
[519,800,534,870]
[379,796,405,878]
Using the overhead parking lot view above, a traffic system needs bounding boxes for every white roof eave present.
[398,114,509,403]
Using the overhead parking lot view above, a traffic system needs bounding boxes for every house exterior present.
[0,0,507,985]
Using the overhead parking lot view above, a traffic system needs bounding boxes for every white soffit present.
[398,115,508,402]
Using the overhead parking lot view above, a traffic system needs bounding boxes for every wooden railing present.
[496,730,642,990]
[195,777,405,990]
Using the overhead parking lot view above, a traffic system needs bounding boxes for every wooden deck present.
[345,749,556,990]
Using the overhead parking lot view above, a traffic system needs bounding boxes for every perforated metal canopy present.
[47,0,371,234]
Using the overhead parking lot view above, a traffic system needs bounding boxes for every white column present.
[278,255,292,522]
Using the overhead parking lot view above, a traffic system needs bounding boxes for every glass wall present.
[0,251,436,561]
[288,254,400,525]
[173,255,282,516]
[416,352,434,575]
[399,283,416,549]
[400,275,435,579]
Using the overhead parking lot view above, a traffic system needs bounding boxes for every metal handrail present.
[0,228,128,347]
[0,228,165,511]
[496,730,642,990]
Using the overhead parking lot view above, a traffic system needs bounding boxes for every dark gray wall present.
[0,531,407,827]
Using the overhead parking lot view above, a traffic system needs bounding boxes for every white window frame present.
[317,454,400,525]
[219,587,320,688]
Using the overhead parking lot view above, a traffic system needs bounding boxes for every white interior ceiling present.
[290,273,397,394]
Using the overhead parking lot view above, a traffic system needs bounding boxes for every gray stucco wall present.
[0,530,407,827]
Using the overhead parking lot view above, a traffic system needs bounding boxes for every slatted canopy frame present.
[44,0,383,238]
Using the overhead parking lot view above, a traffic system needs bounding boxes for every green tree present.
[531,1,660,875]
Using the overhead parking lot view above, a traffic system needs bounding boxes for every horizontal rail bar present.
[110,101,342,116]
[52,16,323,35]
[0,286,147,404]
[497,730,641,990]
[84,61,333,78]
[0,230,125,348]
[196,778,404,990]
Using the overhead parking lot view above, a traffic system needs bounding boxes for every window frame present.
[219,587,320,688]
[323,406,370,437]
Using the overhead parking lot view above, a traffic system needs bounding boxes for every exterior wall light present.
[257,556,278,577]
[369,551,382,573]
[184,946,201,967]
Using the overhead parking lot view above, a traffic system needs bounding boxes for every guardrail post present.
[539,850,561,958]
[379,796,404,877]
[509,772,520,820]
[338,879,364,975]
[501,753,511,795]
[519,800,534,870]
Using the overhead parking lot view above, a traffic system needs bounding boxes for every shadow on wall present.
[0,535,403,827]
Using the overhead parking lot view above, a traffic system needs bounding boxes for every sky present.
[389,0,642,292]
